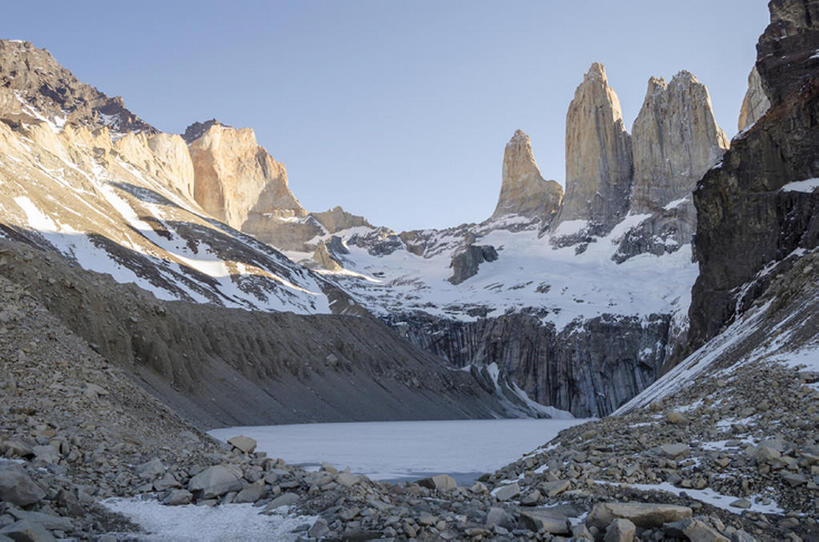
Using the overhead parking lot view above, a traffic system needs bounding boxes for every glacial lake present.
[209,418,590,485]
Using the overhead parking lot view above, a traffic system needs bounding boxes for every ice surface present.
[103,498,315,542]
[210,418,589,483]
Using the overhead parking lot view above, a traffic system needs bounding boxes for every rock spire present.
[552,63,633,236]
[491,130,563,223]
[630,71,729,212]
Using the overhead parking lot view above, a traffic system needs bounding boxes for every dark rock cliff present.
[390,312,671,418]
[687,0,819,351]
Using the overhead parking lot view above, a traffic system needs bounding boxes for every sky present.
[2,1,770,231]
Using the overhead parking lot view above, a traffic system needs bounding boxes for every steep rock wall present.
[390,312,671,418]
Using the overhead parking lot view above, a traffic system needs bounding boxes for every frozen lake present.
[209,418,589,484]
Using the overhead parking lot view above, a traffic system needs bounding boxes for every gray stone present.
[780,472,807,487]
[485,507,515,530]
[417,474,456,492]
[30,445,59,464]
[336,471,360,488]
[664,518,729,542]
[263,492,299,511]
[729,498,751,509]
[730,530,757,542]
[233,480,264,503]
[540,479,570,497]
[135,458,165,479]
[7,510,71,532]
[308,518,330,538]
[604,518,636,542]
[587,502,692,529]
[0,520,55,542]
[659,443,689,458]
[492,482,520,501]
[227,435,257,454]
[0,464,45,507]
[188,465,243,499]
[153,472,180,491]
[161,489,192,506]
[520,489,541,506]
[518,509,571,534]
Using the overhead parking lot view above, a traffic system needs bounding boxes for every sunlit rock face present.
[551,63,633,237]
[491,130,563,224]
[186,123,307,234]
[630,72,729,213]
[738,66,771,132]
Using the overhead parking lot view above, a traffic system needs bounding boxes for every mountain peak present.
[182,119,231,144]
[0,39,155,135]
[492,130,563,222]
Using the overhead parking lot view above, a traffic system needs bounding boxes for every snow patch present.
[103,498,315,542]
[781,178,819,193]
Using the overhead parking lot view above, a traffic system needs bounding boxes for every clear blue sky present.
[3,1,770,231]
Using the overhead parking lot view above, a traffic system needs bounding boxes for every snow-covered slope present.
[286,214,697,332]
[0,119,333,315]
[287,215,697,330]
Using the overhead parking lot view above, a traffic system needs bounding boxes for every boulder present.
[227,435,257,454]
[135,458,165,479]
[233,480,264,503]
[604,518,636,542]
[518,509,571,534]
[417,474,457,492]
[664,518,729,542]
[188,465,243,499]
[0,520,55,542]
[263,492,300,511]
[492,482,520,501]
[0,464,45,506]
[587,502,692,529]
[161,489,193,506]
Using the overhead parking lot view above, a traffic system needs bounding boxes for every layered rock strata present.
[491,130,563,223]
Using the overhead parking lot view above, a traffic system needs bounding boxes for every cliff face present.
[630,72,729,213]
[552,63,633,237]
[688,0,819,351]
[186,123,307,237]
[392,312,671,418]
[491,130,563,224]
[738,66,771,132]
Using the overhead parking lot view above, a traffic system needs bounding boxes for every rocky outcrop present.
[0,40,155,134]
[738,66,770,132]
[146,133,196,200]
[613,200,696,263]
[187,123,308,241]
[687,0,819,351]
[392,312,671,417]
[313,240,343,271]
[491,130,563,223]
[312,206,372,233]
[552,63,633,237]
[182,119,227,144]
[448,245,498,285]
[630,72,729,213]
